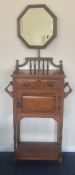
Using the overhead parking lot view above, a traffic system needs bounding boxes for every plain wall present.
[0,0,75,151]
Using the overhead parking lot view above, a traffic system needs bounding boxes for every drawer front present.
[40,80,61,89]
[21,95,56,114]
[15,78,38,89]
[14,78,62,91]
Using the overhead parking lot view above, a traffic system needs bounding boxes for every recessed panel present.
[22,96,56,114]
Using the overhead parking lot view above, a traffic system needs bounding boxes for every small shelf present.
[16,142,59,160]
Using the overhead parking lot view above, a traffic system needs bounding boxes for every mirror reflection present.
[18,5,57,48]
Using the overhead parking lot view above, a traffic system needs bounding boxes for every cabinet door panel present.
[22,96,56,114]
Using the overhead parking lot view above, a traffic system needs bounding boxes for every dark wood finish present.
[5,57,72,166]
[16,142,59,160]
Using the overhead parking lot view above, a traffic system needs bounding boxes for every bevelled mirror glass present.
[17,4,57,48]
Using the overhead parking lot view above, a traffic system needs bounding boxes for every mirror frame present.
[17,4,57,49]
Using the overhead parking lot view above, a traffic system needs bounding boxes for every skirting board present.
[62,146,75,152]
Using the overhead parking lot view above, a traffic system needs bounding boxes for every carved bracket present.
[5,81,13,98]
[64,82,72,98]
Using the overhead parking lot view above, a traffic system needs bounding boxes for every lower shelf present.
[16,142,59,160]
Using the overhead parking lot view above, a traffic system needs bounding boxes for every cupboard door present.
[22,95,56,114]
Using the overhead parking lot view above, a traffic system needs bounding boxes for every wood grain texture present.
[16,142,59,160]
[12,58,65,165]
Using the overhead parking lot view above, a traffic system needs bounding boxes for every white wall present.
[0,0,75,152]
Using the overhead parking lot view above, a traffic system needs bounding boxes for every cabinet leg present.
[13,153,16,167]
[59,155,62,168]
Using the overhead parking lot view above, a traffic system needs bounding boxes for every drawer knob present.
[16,99,21,108]
[23,83,30,88]
[47,82,54,87]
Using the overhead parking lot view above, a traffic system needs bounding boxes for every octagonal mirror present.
[17,4,57,48]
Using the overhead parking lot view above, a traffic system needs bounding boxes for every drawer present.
[15,78,38,89]
[40,80,61,89]
[15,78,61,91]
[21,95,56,114]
